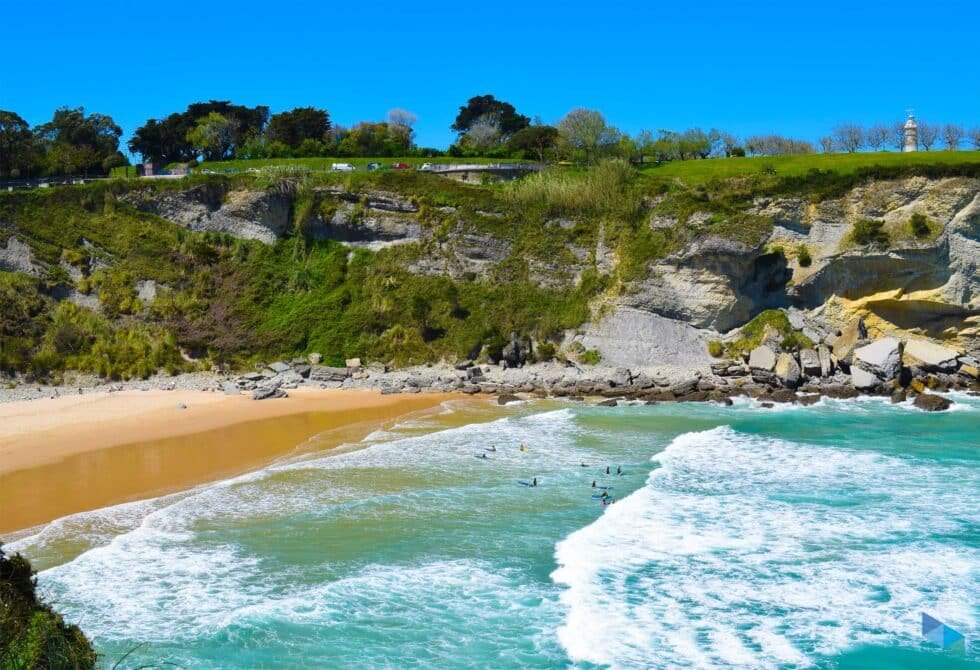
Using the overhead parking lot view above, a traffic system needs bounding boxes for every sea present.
[7,394,979,669]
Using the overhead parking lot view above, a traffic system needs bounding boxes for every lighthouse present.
[903,113,918,152]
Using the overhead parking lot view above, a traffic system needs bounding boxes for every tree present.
[889,122,907,151]
[719,132,740,157]
[818,136,836,153]
[130,101,268,163]
[34,106,122,175]
[557,108,618,162]
[831,123,863,153]
[864,124,890,151]
[186,112,237,161]
[0,110,34,177]
[451,94,529,137]
[461,115,503,152]
[506,125,559,161]
[919,122,939,150]
[678,127,720,159]
[386,108,417,150]
[941,124,964,150]
[970,127,980,149]
[266,107,330,149]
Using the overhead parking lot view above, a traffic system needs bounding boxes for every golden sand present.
[0,389,452,535]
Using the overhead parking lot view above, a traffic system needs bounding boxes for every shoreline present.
[0,389,453,536]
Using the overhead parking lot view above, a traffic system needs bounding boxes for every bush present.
[0,544,96,669]
[850,219,889,246]
[535,341,557,361]
[796,243,812,267]
[707,340,724,357]
[908,212,931,238]
[579,348,602,365]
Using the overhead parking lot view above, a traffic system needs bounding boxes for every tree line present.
[820,122,980,153]
[3,96,980,179]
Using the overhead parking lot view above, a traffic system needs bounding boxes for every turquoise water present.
[9,394,980,668]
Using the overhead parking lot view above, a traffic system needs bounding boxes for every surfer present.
[480,453,487,459]
[490,445,497,452]
[532,477,538,487]
[580,462,588,467]
[617,466,622,475]
[591,480,596,488]
[520,443,527,453]
[605,466,610,474]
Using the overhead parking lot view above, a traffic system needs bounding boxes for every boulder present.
[817,345,834,378]
[799,349,821,377]
[890,389,907,404]
[850,367,881,390]
[832,317,867,365]
[853,338,902,380]
[775,353,801,388]
[903,339,960,373]
[293,364,312,378]
[960,364,979,380]
[309,365,350,382]
[610,367,632,387]
[268,361,292,373]
[748,345,776,371]
[308,352,323,365]
[501,332,530,368]
[497,393,521,405]
[597,399,618,407]
[668,378,699,396]
[909,378,927,394]
[253,377,286,400]
[221,382,240,396]
[913,394,952,412]
[345,357,363,369]
[798,394,822,406]
[769,389,798,403]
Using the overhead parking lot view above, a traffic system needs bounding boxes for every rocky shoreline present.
[3,317,976,412]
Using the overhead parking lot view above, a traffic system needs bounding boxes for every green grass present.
[639,150,980,183]
[725,309,813,358]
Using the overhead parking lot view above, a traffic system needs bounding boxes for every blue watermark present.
[922,612,965,652]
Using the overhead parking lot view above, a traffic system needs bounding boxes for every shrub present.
[908,212,931,238]
[0,544,96,669]
[535,341,557,361]
[707,340,724,357]
[850,219,889,246]
[579,348,602,365]
[796,243,812,267]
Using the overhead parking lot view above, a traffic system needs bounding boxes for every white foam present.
[552,426,979,669]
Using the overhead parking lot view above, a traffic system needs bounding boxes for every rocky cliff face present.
[114,174,980,361]
[757,176,979,354]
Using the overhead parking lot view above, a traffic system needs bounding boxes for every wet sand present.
[0,389,452,536]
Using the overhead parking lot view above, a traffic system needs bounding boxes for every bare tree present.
[941,124,965,150]
[719,132,740,157]
[556,108,619,162]
[831,123,864,153]
[889,122,907,151]
[818,136,836,153]
[463,115,502,150]
[864,124,890,151]
[970,127,980,149]
[918,122,939,150]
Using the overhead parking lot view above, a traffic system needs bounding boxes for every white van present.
[331,163,356,171]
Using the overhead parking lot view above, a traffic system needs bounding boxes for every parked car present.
[331,163,356,171]
[391,162,411,170]
[366,162,383,170]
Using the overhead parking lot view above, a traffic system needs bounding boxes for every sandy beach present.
[0,389,453,536]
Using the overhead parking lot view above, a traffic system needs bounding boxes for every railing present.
[1,176,109,191]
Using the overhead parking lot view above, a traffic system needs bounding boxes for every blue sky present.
[2,0,977,155]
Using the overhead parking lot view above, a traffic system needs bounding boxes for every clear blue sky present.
[2,0,977,155]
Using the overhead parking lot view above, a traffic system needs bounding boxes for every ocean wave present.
[552,426,979,669]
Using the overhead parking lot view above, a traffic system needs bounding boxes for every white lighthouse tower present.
[903,112,918,152]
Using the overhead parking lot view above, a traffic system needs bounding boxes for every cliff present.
[0,162,978,384]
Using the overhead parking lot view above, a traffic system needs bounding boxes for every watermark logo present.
[922,612,965,652]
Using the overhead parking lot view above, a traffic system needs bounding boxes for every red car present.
[391,162,411,170]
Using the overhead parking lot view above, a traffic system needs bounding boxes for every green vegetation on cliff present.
[0,545,96,669]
